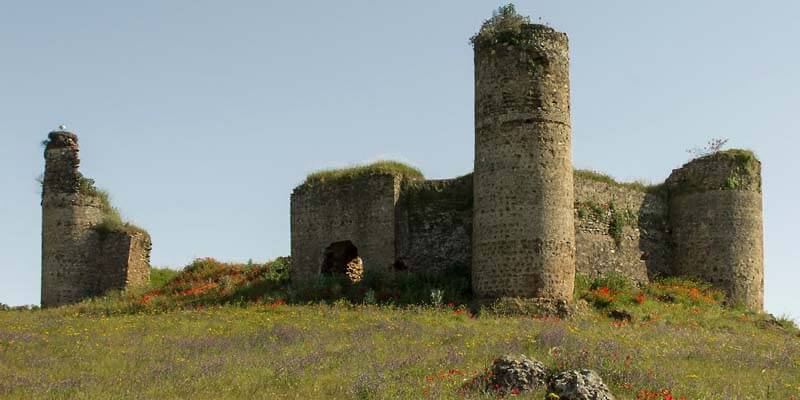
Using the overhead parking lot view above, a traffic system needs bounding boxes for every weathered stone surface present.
[488,354,548,394]
[548,369,615,400]
[97,230,152,290]
[472,24,576,300]
[666,151,764,310]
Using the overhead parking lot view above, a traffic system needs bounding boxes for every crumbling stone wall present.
[290,174,401,284]
[97,231,152,291]
[573,176,671,284]
[666,151,764,310]
[472,24,576,300]
[287,11,767,312]
[41,130,150,307]
[395,175,473,274]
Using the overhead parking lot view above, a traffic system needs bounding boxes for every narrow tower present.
[666,150,764,310]
[41,130,106,307]
[41,129,152,307]
[471,11,576,300]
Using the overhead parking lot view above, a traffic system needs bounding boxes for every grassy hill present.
[1,258,798,399]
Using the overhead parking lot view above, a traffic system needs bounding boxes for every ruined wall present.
[290,175,401,284]
[97,231,152,291]
[472,24,576,300]
[41,130,151,307]
[573,175,670,284]
[666,151,764,310]
[395,175,473,274]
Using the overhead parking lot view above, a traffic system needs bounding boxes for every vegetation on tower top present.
[301,160,424,187]
[470,4,544,49]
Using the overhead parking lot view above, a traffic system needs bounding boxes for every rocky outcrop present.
[547,369,615,400]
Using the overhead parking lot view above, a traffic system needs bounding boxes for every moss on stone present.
[400,174,473,212]
[302,160,424,187]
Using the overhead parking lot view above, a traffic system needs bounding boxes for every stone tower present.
[41,130,106,307]
[472,21,576,300]
[666,150,764,310]
[41,129,151,308]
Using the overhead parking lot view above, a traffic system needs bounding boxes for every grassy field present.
[1,260,798,399]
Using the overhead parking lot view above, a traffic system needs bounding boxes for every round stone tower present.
[472,22,576,300]
[41,130,105,307]
[666,150,764,311]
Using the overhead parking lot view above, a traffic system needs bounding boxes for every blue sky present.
[1,1,797,318]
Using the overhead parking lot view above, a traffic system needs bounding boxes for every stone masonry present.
[666,152,764,310]
[41,130,151,307]
[472,24,575,301]
[289,9,766,311]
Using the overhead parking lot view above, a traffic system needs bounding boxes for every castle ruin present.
[41,130,151,307]
[291,12,765,310]
[39,9,765,311]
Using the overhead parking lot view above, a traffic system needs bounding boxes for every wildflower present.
[634,293,646,304]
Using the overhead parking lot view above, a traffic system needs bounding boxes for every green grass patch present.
[1,275,798,399]
[301,160,424,187]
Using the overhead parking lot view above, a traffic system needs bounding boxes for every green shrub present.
[470,4,531,48]
[149,267,179,289]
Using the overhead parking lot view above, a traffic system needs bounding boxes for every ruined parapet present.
[290,162,420,284]
[41,130,150,307]
[666,150,764,310]
[471,12,576,300]
[395,174,473,274]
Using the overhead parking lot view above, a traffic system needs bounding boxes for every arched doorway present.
[321,240,363,283]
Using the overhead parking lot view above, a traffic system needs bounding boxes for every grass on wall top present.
[78,174,148,236]
[573,169,664,195]
[695,148,758,170]
[301,160,424,187]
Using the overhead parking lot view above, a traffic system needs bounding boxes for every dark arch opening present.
[321,240,363,283]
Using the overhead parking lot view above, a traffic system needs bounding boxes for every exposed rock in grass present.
[345,257,364,284]
[547,369,615,400]
[486,354,547,394]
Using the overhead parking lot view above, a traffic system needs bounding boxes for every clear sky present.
[1,1,797,318]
